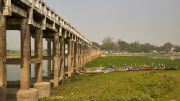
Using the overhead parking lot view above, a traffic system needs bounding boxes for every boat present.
[128,67,139,71]
[80,70,104,74]
[115,67,128,71]
[145,67,155,70]
[169,67,178,70]
[104,68,110,73]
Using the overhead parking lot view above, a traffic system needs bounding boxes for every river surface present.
[7,60,68,81]
[145,56,180,60]
[7,60,49,81]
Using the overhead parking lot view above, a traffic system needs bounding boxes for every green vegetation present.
[85,56,180,69]
[98,36,180,52]
[39,54,180,101]
[92,42,100,47]
[40,70,180,101]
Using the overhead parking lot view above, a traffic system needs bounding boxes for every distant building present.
[150,50,158,54]
[122,51,129,53]
[171,47,175,52]
[158,51,167,54]
[103,50,108,53]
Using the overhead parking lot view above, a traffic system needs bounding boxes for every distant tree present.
[174,45,180,52]
[154,45,161,51]
[101,42,115,51]
[116,38,122,43]
[117,40,126,45]
[129,43,141,53]
[101,36,115,51]
[121,42,130,51]
[112,44,120,51]
[100,37,180,53]
[92,42,100,47]
[141,43,154,53]
[163,42,174,52]
[102,36,114,43]
[6,50,10,52]
[134,40,140,45]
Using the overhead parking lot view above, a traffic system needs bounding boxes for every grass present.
[39,70,180,101]
[85,56,180,69]
[38,53,180,101]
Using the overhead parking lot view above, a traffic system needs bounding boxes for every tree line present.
[92,36,180,53]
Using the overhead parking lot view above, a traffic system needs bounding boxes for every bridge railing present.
[14,0,92,45]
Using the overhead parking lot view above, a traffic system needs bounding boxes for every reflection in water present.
[7,60,68,81]
[148,56,180,60]
[7,60,48,81]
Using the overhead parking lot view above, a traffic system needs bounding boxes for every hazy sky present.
[7,0,180,50]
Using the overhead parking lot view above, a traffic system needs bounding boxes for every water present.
[7,60,49,81]
[128,56,180,60]
[146,56,180,60]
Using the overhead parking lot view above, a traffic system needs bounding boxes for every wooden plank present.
[29,58,42,64]
[43,56,54,60]
[6,58,21,64]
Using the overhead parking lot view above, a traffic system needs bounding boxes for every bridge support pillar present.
[10,18,39,101]
[68,39,72,77]
[75,42,78,70]
[0,14,7,101]
[20,18,30,90]
[79,44,81,68]
[71,41,74,74]
[47,39,51,76]
[34,28,50,98]
[53,34,59,87]
[84,46,86,65]
[35,28,42,83]
[60,37,65,83]
[80,44,84,69]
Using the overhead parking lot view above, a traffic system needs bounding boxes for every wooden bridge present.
[0,0,101,100]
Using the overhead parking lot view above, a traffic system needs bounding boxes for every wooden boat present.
[161,67,177,70]
[128,69,138,71]
[115,67,128,71]
[155,66,177,70]
[80,70,104,74]
[127,67,139,71]
[155,68,163,70]
[145,67,155,70]
[139,68,146,70]
[169,67,177,70]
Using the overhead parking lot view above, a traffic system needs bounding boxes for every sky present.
[7,0,180,50]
